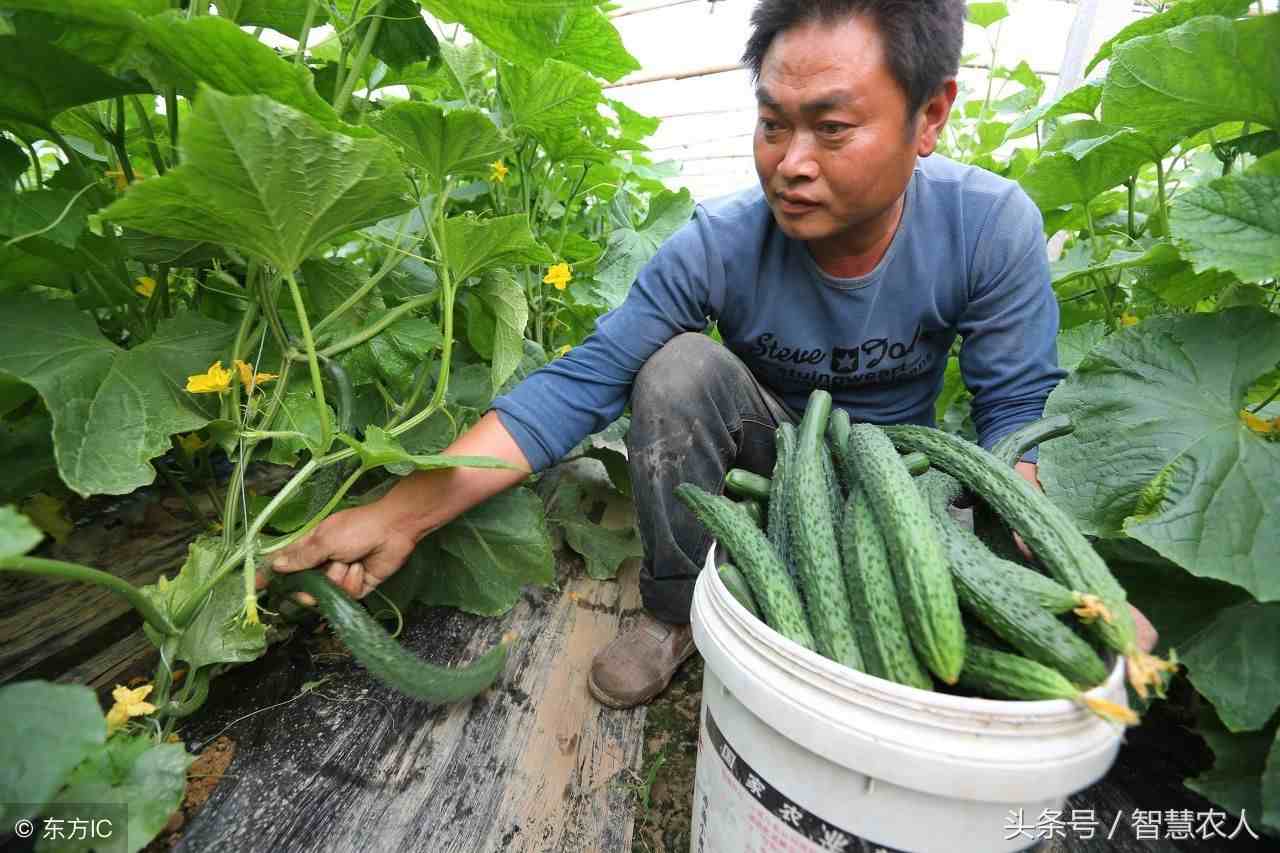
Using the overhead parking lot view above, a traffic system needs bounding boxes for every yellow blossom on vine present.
[135,276,156,298]
[554,344,572,358]
[186,361,233,394]
[234,359,279,394]
[489,159,509,183]
[1240,409,1280,437]
[105,168,128,192]
[1120,312,1138,327]
[543,262,572,291]
[106,683,156,733]
[177,432,206,454]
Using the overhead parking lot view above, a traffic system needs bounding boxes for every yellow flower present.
[543,262,572,291]
[185,361,233,394]
[1120,312,1139,327]
[489,159,509,183]
[135,276,156,298]
[105,168,128,192]
[105,683,156,733]
[234,359,279,394]
[1240,409,1280,437]
[177,432,206,454]
[554,344,572,358]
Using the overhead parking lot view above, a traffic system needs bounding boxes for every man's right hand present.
[258,502,418,604]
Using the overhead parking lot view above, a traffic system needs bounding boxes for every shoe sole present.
[586,641,697,710]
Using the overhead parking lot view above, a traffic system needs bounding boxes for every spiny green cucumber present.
[768,424,797,579]
[826,407,852,493]
[888,426,1175,698]
[738,499,765,529]
[725,468,772,503]
[718,563,761,619]
[930,512,1109,688]
[675,483,816,651]
[787,391,862,670]
[840,482,932,689]
[273,571,511,703]
[977,416,1073,565]
[847,423,964,682]
[957,643,1136,726]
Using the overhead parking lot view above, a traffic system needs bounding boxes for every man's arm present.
[956,188,1066,459]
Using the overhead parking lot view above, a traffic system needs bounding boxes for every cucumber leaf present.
[1170,172,1280,283]
[1006,81,1102,140]
[0,296,235,497]
[1085,0,1254,75]
[0,681,105,824]
[1017,126,1153,209]
[0,35,149,126]
[1055,320,1106,374]
[1101,15,1280,144]
[373,102,508,190]
[1185,703,1279,827]
[217,0,331,39]
[0,504,42,559]
[415,485,555,615]
[501,58,602,143]
[440,213,553,284]
[966,2,1008,29]
[473,270,527,393]
[1181,600,1280,732]
[1040,308,1280,601]
[45,732,192,853]
[591,188,695,309]
[142,537,267,671]
[99,88,413,273]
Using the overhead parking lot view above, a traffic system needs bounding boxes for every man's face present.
[753,15,946,256]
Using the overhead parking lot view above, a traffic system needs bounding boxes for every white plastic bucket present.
[689,544,1129,853]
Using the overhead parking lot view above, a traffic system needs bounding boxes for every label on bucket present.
[693,708,911,853]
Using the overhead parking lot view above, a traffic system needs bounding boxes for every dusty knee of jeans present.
[631,333,732,413]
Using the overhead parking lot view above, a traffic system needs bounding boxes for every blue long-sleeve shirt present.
[492,154,1065,472]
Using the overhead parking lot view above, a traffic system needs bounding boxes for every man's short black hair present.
[742,0,966,118]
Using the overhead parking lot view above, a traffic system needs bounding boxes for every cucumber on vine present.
[273,571,511,703]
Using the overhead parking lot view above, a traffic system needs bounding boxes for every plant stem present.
[307,293,438,359]
[112,97,136,185]
[221,300,263,550]
[24,141,43,185]
[313,216,412,335]
[1155,157,1169,235]
[284,271,332,454]
[1251,383,1280,414]
[165,88,180,164]
[129,95,167,175]
[261,467,367,554]
[334,0,386,116]
[0,557,178,635]
[1125,177,1137,239]
[295,0,318,64]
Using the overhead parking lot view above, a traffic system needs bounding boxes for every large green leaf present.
[1101,15,1280,144]
[1040,309,1280,601]
[1005,81,1102,140]
[966,1,1007,28]
[416,486,555,616]
[139,13,357,134]
[591,188,695,308]
[0,296,235,497]
[1085,0,1254,75]
[500,59,602,145]
[0,135,29,187]
[100,88,413,272]
[369,315,443,397]
[265,391,333,465]
[421,0,638,81]
[1186,705,1278,829]
[1,0,165,68]
[440,213,553,284]
[1181,600,1280,732]
[1017,126,1153,209]
[0,413,59,503]
[373,101,508,189]
[1055,320,1106,374]
[1266,729,1280,835]
[0,681,104,824]
[356,0,438,70]
[0,189,91,249]
[0,35,149,126]
[219,0,332,39]
[141,537,267,670]
[1170,172,1280,283]
[472,269,527,393]
[47,732,192,853]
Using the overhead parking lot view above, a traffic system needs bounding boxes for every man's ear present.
[915,79,958,157]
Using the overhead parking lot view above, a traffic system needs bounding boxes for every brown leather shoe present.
[587,613,696,709]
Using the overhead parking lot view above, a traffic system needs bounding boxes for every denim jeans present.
[625,333,799,623]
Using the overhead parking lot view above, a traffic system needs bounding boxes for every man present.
[270,0,1155,709]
